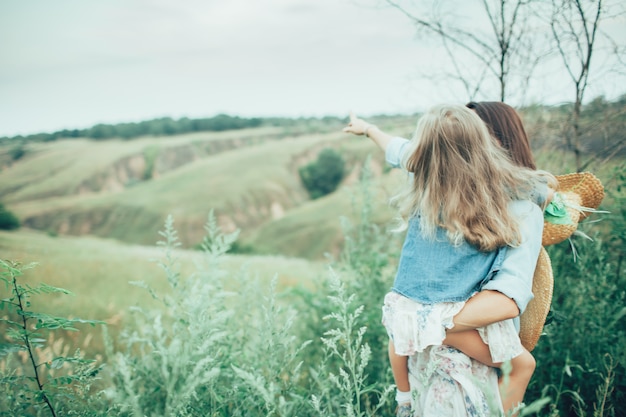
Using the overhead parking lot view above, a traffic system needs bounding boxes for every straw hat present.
[542,191,582,246]
[555,172,605,220]
[520,247,553,351]
[541,172,605,246]
[521,172,605,351]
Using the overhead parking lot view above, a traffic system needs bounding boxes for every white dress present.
[382,291,524,417]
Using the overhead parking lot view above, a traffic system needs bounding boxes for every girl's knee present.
[514,350,536,375]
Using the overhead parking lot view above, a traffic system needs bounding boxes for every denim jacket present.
[392,217,508,303]
[386,137,544,314]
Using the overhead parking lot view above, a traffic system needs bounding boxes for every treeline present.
[0,114,345,144]
[530,95,626,159]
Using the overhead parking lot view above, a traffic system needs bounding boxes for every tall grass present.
[1,161,624,416]
[528,163,626,417]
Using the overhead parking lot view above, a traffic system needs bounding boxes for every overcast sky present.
[1,0,625,137]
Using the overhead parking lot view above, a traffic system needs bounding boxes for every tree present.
[384,0,547,102]
[0,203,20,230]
[384,0,625,169]
[299,148,346,199]
[548,0,624,171]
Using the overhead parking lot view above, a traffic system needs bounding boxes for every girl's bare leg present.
[448,290,520,333]
[389,340,410,392]
[444,330,535,416]
[500,350,535,416]
[388,340,411,412]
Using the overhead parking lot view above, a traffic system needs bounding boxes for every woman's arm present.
[448,290,520,333]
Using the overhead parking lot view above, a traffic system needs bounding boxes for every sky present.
[1,0,625,137]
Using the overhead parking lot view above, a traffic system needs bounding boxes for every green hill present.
[1,105,623,261]
[0,117,414,253]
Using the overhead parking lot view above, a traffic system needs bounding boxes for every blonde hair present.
[391,104,550,251]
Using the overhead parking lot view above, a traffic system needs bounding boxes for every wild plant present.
[228,275,312,416]
[336,158,400,400]
[103,213,237,416]
[104,211,316,416]
[527,167,626,415]
[0,259,104,417]
[295,158,399,415]
[310,268,393,417]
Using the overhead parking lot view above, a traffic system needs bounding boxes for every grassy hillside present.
[243,169,405,258]
[1,109,622,261]
[1,107,624,416]
[1,128,335,245]
[0,228,326,323]
[0,117,414,252]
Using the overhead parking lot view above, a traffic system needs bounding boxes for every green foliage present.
[526,166,626,416]
[142,144,160,180]
[0,259,105,417]
[309,269,393,417]
[299,148,346,199]
[0,203,20,230]
[294,160,398,415]
[104,212,314,416]
[1,114,268,142]
[103,213,235,416]
[0,153,624,415]
[9,144,26,161]
[334,158,401,389]
[99,202,395,416]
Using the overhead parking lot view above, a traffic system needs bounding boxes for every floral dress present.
[382,292,524,417]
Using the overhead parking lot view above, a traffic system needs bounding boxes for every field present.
[0,109,625,416]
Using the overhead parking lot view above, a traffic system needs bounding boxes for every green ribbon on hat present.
[544,192,574,225]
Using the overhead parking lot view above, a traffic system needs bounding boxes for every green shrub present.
[9,144,26,161]
[0,203,20,230]
[103,214,237,416]
[299,148,346,199]
[142,145,160,180]
[294,160,398,415]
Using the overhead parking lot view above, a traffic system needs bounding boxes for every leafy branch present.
[0,259,103,417]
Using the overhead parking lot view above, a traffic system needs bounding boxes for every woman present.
[343,102,554,417]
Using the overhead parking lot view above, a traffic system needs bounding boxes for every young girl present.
[343,105,553,416]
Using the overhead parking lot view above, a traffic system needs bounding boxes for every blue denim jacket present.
[386,137,544,314]
[392,217,508,303]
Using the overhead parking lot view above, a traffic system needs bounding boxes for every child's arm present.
[343,112,394,151]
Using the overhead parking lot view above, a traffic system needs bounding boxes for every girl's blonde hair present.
[391,104,551,251]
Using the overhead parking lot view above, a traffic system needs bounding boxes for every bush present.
[9,144,26,161]
[299,148,345,199]
[0,203,20,230]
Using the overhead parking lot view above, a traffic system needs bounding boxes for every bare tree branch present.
[384,0,544,102]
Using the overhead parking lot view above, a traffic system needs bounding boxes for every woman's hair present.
[466,101,536,169]
[391,104,546,251]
